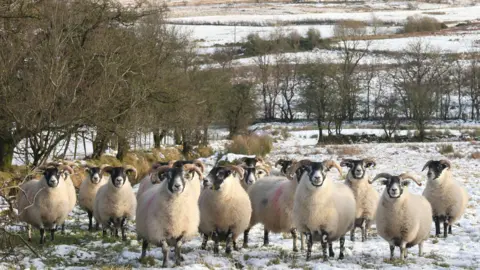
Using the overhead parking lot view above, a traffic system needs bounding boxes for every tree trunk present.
[201,126,209,146]
[116,135,130,161]
[174,129,182,145]
[92,129,109,159]
[0,137,15,170]
[153,129,167,148]
[316,118,323,144]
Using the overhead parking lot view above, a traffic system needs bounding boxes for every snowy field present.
[2,132,480,269]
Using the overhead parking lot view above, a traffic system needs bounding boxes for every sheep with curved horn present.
[373,172,431,261]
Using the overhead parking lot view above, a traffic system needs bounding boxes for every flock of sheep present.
[15,156,469,267]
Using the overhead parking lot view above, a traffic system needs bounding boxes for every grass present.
[327,145,363,156]
[471,152,480,159]
[438,144,454,155]
[225,134,273,157]
[433,262,450,268]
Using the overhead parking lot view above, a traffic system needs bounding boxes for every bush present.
[225,134,273,157]
[403,16,445,33]
[438,144,454,155]
[471,152,480,159]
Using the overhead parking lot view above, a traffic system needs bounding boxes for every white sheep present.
[136,164,203,267]
[237,156,270,191]
[371,172,432,261]
[340,158,379,242]
[78,164,109,231]
[243,160,304,252]
[293,159,355,261]
[199,165,252,254]
[422,159,469,238]
[93,165,137,241]
[16,164,74,244]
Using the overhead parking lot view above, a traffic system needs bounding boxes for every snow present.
[169,5,480,25]
[336,33,480,53]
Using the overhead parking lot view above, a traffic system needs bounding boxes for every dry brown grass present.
[225,134,273,157]
[327,145,363,156]
[471,152,480,159]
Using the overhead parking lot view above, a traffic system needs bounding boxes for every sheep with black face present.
[199,165,252,254]
[237,156,269,191]
[93,165,137,241]
[136,164,202,267]
[16,164,74,244]
[422,159,468,238]
[292,160,355,261]
[78,164,109,231]
[136,161,175,199]
[372,173,432,261]
[340,158,379,242]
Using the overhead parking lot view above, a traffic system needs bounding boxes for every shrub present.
[327,145,363,156]
[438,144,454,155]
[471,152,480,159]
[403,15,445,33]
[225,134,273,157]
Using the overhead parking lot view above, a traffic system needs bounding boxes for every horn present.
[59,165,74,175]
[274,159,284,168]
[323,160,342,176]
[227,165,245,180]
[288,159,312,178]
[422,160,432,172]
[99,164,110,171]
[193,159,206,173]
[339,159,354,167]
[363,158,376,168]
[184,164,204,180]
[125,165,138,180]
[369,173,392,184]
[255,156,265,164]
[399,173,422,186]
[101,165,114,175]
[256,164,270,175]
[439,159,451,169]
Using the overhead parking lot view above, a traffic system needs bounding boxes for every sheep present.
[78,164,109,231]
[422,159,469,238]
[243,160,305,252]
[172,159,205,197]
[237,156,270,191]
[371,172,431,261]
[340,158,379,242]
[136,161,174,199]
[199,165,252,254]
[270,158,295,176]
[93,165,137,241]
[292,159,355,261]
[16,164,74,244]
[136,164,203,267]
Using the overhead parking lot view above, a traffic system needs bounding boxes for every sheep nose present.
[391,188,398,192]
[174,184,181,189]
[313,176,321,181]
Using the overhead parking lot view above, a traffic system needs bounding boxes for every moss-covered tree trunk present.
[0,137,15,170]
[116,135,130,161]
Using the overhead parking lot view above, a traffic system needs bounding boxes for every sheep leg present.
[121,217,127,241]
[339,236,345,260]
[161,240,169,268]
[140,239,148,259]
[50,228,55,241]
[95,220,100,231]
[448,225,452,234]
[364,220,371,241]
[225,229,233,254]
[27,225,32,242]
[39,228,45,245]
[434,216,440,236]
[201,233,209,250]
[350,228,355,242]
[418,241,423,257]
[263,229,269,246]
[328,241,335,258]
[361,222,367,242]
[389,244,395,260]
[102,229,107,237]
[320,233,328,262]
[233,238,239,251]
[61,223,65,235]
[242,229,249,248]
[213,230,220,255]
[400,244,406,261]
[87,211,93,231]
[291,228,299,252]
[175,236,183,266]
[306,232,313,261]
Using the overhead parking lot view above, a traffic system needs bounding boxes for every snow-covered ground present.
[3,132,480,269]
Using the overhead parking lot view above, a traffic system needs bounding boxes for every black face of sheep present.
[208,166,244,191]
[165,167,187,194]
[275,159,293,174]
[371,173,422,199]
[241,157,260,168]
[103,166,137,188]
[173,160,205,174]
[297,162,327,187]
[154,170,169,184]
[422,160,450,181]
[340,158,376,180]
[86,167,102,184]
[43,167,63,188]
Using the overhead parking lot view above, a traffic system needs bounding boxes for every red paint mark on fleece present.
[272,183,286,216]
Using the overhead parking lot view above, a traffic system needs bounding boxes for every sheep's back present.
[79,177,107,212]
